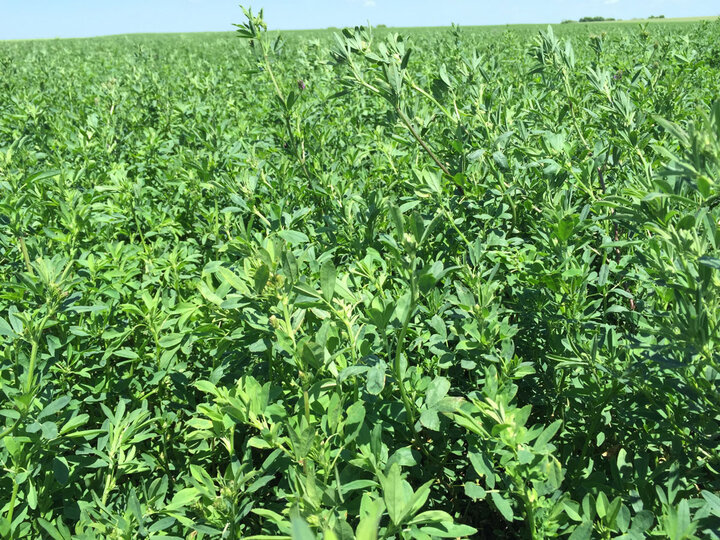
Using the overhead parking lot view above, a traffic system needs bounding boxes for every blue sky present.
[0,0,718,40]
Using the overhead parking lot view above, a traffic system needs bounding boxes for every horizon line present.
[2,14,717,43]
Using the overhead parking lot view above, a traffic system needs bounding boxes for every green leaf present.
[598,264,609,287]
[699,256,720,270]
[491,492,514,522]
[113,348,139,359]
[394,292,413,324]
[467,149,485,162]
[468,451,493,479]
[677,213,696,230]
[194,380,219,396]
[217,266,250,294]
[631,510,654,532]
[291,516,315,540]
[26,169,61,183]
[439,63,451,87]
[617,504,631,532]
[355,499,382,540]
[422,170,442,195]
[254,264,270,294]
[59,414,89,436]
[425,376,450,407]
[418,523,478,537]
[341,480,379,494]
[366,362,386,395]
[606,496,622,528]
[534,419,563,451]
[53,457,70,485]
[405,479,434,519]
[419,408,440,431]
[557,216,576,241]
[697,175,711,197]
[4,436,24,457]
[406,510,453,525]
[165,487,200,511]
[37,518,68,540]
[563,500,583,522]
[493,150,508,169]
[38,396,71,420]
[568,521,593,540]
[0,317,17,338]
[282,249,299,283]
[344,401,365,443]
[596,491,609,518]
[148,517,177,533]
[27,481,38,509]
[675,499,693,540]
[159,333,183,348]
[279,230,309,244]
[463,483,486,500]
[320,260,336,302]
[128,488,146,534]
[389,205,405,239]
[289,425,315,460]
[189,464,216,497]
[701,490,720,517]
[381,463,409,525]
[401,48,412,70]
[546,457,563,490]
[252,508,288,525]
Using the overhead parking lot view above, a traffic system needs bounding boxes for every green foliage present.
[1,8,719,540]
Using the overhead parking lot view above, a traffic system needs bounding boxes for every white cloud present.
[364,0,376,6]
[604,0,620,4]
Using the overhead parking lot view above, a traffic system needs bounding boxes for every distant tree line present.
[579,16,616,22]
[562,15,665,23]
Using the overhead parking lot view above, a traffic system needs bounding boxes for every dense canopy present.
[1,14,719,539]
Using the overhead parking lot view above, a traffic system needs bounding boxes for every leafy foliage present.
[1,10,719,540]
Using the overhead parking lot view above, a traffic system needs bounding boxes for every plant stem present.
[25,310,54,395]
[101,469,114,506]
[394,261,418,425]
[18,236,33,276]
[563,74,590,151]
[261,45,310,176]
[133,210,148,252]
[441,207,471,249]
[408,80,456,123]
[262,47,285,104]
[0,417,21,442]
[303,389,311,425]
[395,106,451,177]
[6,478,19,537]
[521,489,538,540]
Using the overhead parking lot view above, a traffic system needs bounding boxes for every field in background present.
[1,14,720,540]
[3,15,719,42]
[616,15,720,23]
